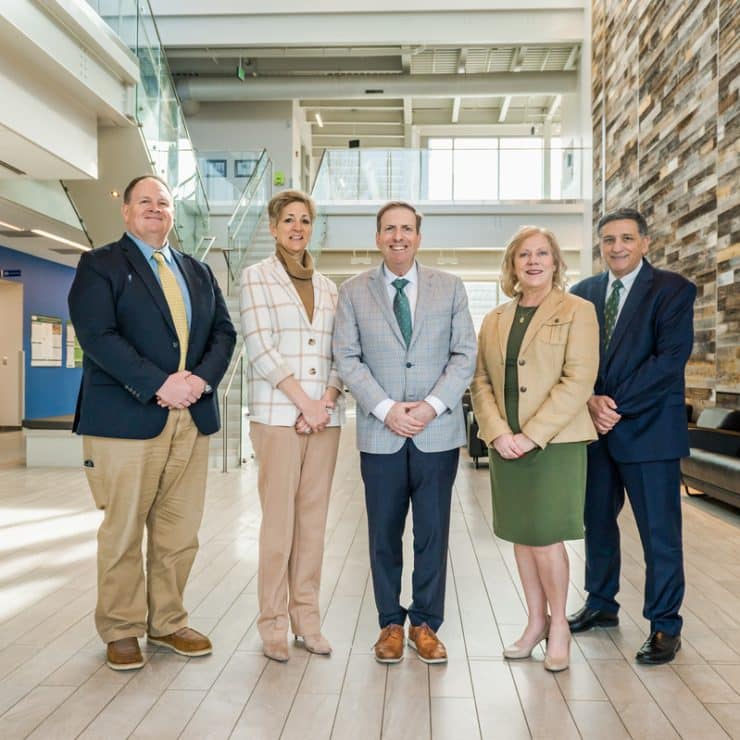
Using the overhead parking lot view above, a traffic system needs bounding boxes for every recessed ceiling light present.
[315,113,324,128]
[0,219,22,231]
[110,190,120,198]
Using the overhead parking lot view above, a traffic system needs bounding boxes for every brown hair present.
[500,225,568,298]
[375,201,422,233]
[267,189,316,225]
[123,175,172,203]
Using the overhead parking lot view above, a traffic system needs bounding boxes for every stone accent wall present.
[592,0,740,410]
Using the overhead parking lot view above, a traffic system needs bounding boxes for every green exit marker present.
[237,64,246,81]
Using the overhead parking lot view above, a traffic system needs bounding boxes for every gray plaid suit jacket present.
[333,263,476,454]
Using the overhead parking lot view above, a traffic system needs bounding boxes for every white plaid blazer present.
[240,254,344,427]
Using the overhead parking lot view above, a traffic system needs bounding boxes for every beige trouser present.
[83,409,209,643]
[250,422,340,641]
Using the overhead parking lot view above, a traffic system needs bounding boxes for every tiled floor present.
[0,419,739,739]
[0,431,23,469]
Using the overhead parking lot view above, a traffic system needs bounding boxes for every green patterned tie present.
[391,278,412,347]
[603,278,623,347]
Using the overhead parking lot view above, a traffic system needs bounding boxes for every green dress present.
[489,304,586,546]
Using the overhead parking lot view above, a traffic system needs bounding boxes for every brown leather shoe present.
[147,627,212,657]
[408,623,447,664]
[106,637,144,671]
[374,624,405,663]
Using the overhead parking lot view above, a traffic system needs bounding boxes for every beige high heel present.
[544,632,570,672]
[503,616,550,660]
[295,633,332,655]
[263,639,289,662]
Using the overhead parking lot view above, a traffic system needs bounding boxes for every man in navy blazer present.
[567,208,695,665]
[69,175,235,671]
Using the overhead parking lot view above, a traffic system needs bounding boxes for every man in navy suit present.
[567,208,695,665]
[69,175,235,670]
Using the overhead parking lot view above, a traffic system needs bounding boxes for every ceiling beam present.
[499,96,511,123]
[451,47,467,124]
[545,94,562,121]
[564,45,579,70]
[178,71,578,101]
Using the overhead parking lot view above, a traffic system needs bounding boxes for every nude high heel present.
[503,616,551,660]
[544,632,570,672]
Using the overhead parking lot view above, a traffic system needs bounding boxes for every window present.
[426,137,548,201]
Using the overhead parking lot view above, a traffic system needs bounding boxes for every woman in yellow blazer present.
[471,225,598,672]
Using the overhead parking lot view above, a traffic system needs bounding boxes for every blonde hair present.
[500,226,568,298]
[267,189,316,225]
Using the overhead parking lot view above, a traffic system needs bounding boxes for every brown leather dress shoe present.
[408,623,447,664]
[106,637,144,671]
[147,627,212,657]
[374,624,405,663]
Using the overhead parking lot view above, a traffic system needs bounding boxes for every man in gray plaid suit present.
[333,201,476,664]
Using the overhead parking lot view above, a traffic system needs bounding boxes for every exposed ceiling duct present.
[176,71,577,102]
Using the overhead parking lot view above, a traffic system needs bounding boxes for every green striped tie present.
[392,278,412,347]
[603,278,623,347]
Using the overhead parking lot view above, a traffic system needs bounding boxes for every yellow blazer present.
[471,288,599,449]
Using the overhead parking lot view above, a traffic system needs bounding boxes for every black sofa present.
[462,390,488,468]
[681,407,740,509]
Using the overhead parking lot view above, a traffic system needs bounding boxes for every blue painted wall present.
[0,245,80,419]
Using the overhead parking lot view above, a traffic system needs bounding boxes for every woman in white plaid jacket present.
[240,190,344,663]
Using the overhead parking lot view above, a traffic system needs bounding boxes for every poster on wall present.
[66,322,82,368]
[31,315,63,367]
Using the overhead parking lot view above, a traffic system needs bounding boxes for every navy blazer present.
[68,234,236,439]
[570,260,696,463]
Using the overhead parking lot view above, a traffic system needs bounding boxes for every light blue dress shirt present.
[127,232,192,329]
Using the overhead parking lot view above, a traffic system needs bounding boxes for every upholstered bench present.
[23,415,82,467]
[681,408,740,509]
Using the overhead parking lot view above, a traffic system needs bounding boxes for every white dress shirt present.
[607,258,644,323]
[372,262,446,423]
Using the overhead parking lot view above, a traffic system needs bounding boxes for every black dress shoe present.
[567,605,619,633]
[635,631,681,665]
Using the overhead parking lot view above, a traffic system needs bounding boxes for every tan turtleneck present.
[275,243,315,322]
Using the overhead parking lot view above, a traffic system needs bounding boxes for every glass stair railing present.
[225,150,272,279]
[311,146,590,202]
[84,0,209,254]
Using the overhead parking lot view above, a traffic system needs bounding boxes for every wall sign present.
[31,315,62,367]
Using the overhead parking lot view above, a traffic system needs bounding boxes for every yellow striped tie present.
[153,251,189,371]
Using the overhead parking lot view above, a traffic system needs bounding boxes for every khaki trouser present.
[83,409,209,643]
[250,423,340,641]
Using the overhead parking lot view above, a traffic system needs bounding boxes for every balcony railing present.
[312,146,590,203]
[84,0,209,254]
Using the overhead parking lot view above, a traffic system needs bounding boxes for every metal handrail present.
[195,235,216,262]
[220,340,245,473]
[226,149,270,233]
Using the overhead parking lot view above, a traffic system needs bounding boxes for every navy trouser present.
[360,440,459,631]
[584,438,684,635]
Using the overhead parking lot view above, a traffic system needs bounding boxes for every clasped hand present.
[587,395,621,434]
[385,400,436,438]
[492,432,537,459]
[156,371,206,409]
[295,397,334,434]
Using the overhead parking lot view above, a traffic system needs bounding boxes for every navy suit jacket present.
[68,234,236,439]
[570,260,696,463]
